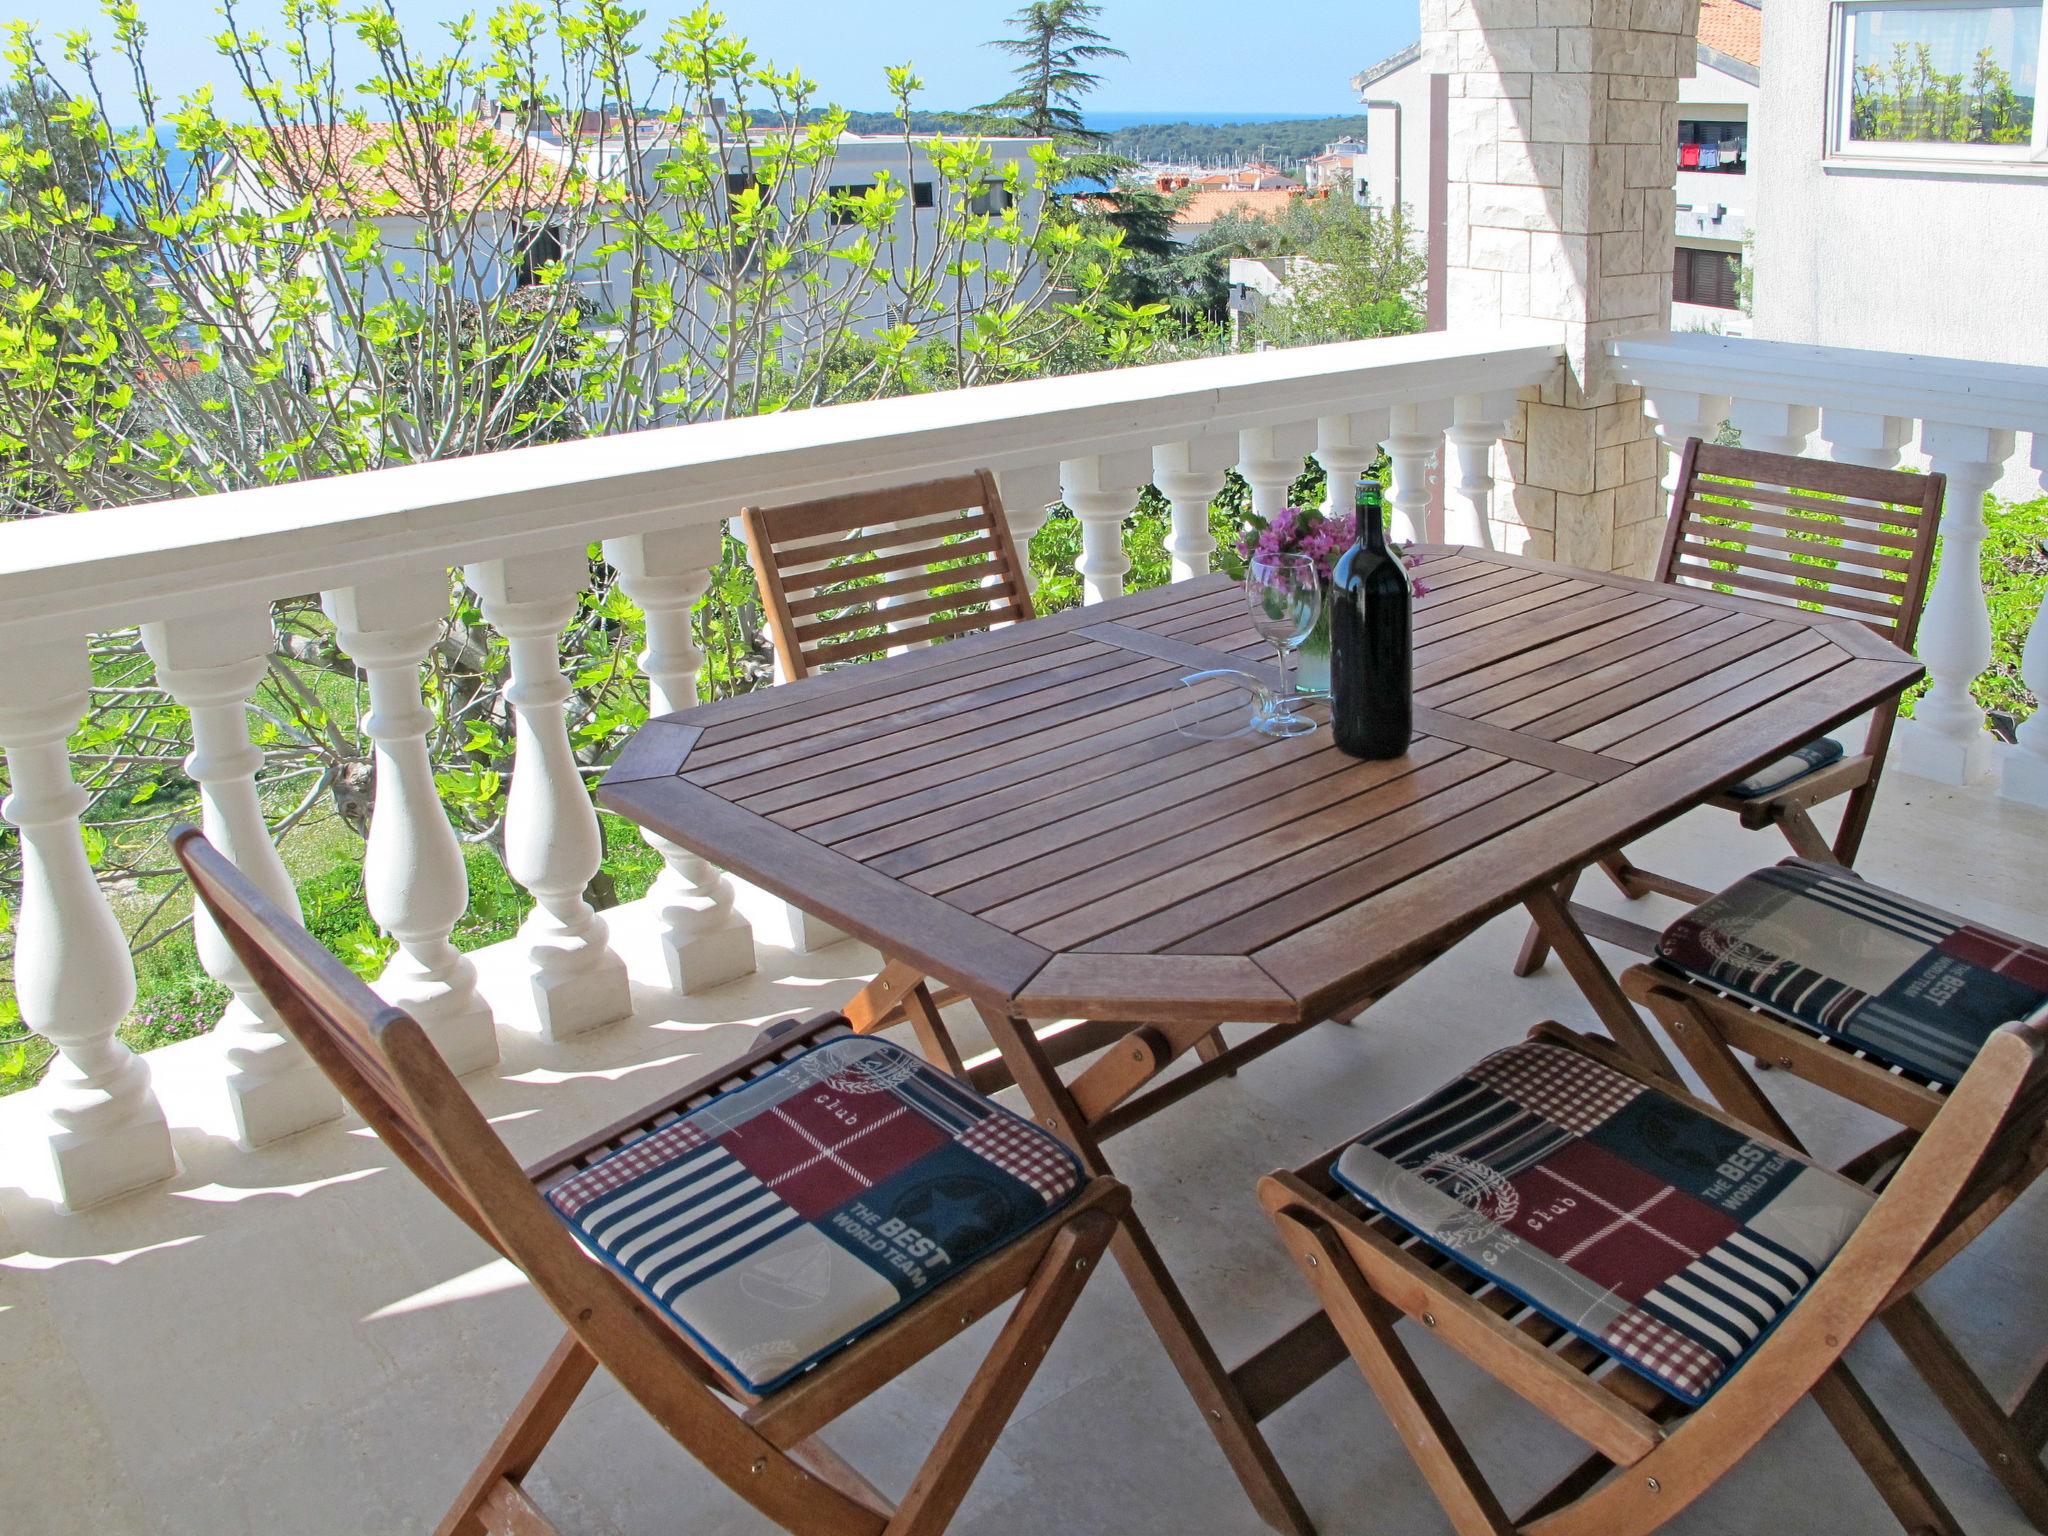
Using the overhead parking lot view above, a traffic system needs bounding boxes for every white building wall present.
[1358,58,1434,228]
[1750,4,2048,496]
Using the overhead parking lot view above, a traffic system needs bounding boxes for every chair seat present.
[1725,736,1844,800]
[1657,858,2048,1088]
[1333,1038,1871,1405]
[546,1035,1083,1395]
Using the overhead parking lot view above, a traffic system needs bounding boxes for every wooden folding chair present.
[1515,438,1944,977]
[742,470,1034,684]
[1621,859,2048,1530]
[743,469,1035,1041]
[173,826,1129,1536]
[1260,1013,2048,1536]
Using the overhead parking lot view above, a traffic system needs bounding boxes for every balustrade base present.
[662,911,758,995]
[408,1002,502,1077]
[2000,747,2048,811]
[223,1054,347,1150]
[528,953,633,1041]
[1892,718,1998,788]
[45,1102,178,1210]
[732,879,847,955]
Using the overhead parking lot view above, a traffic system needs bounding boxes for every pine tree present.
[980,1,1126,143]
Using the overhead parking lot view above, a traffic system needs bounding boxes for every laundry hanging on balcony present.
[1679,144,1702,168]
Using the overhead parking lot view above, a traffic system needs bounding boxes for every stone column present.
[1428,0,1694,575]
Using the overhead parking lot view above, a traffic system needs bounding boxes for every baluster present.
[323,572,499,1075]
[464,551,632,1037]
[604,528,757,993]
[1896,424,2016,786]
[1381,402,1451,544]
[994,464,1062,598]
[2002,437,2048,808]
[1819,409,1911,471]
[1236,427,1294,523]
[1152,433,1234,582]
[1058,454,1145,606]
[1313,411,1391,531]
[1444,393,1515,548]
[141,610,344,1147]
[1640,387,1731,517]
[0,636,177,1207]
[1725,399,1818,458]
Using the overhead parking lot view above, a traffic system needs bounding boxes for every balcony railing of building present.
[2,321,2044,1213]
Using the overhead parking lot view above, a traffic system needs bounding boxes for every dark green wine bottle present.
[1329,478,1413,760]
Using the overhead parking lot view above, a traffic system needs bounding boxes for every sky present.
[13,0,1419,119]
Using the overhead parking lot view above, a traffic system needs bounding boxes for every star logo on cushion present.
[895,1177,1008,1252]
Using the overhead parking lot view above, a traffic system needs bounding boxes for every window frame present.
[1826,0,2048,167]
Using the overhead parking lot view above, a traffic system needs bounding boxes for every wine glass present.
[1245,552,1323,738]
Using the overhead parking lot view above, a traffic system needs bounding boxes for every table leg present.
[973,1003,1315,1536]
[1521,885,1677,1081]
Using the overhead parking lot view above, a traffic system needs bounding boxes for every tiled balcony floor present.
[4,769,2046,1535]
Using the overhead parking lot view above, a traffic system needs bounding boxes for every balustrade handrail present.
[1608,330,2048,436]
[0,324,1566,643]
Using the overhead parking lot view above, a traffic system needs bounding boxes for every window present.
[725,171,758,197]
[1673,245,1742,309]
[1678,119,1748,172]
[514,224,564,287]
[912,180,936,209]
[966,184,1014,216]
[1829,2,2046,162]
[826,183,876,225]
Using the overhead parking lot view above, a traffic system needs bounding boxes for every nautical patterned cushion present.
[546,1035,1083,1394]
[1726,736,1844,799]
[1657,859,2048,1087]
[1333,1039,1871,1405]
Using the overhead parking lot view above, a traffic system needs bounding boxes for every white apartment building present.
[1750,0,2048,495]
[1352,0,1761,333]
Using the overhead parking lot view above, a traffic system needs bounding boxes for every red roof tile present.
[1697,0,1761,69]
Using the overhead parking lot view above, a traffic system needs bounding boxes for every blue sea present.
[1088,110,1349,130]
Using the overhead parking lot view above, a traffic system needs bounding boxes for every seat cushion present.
[1333,1038,1871,1405]
[546,1035,1083,1394]
[1726,736,1844,799]
[1658,858,2048,1087]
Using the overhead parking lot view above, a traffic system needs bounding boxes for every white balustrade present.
[463,551,633,1038]
[0,637,176,1208]
[1614,331,2048,792]
[1314,411,1391,533]
[604,528,757,993]
[140,610,345,1147]
[1444,393,1515,548]
[323,572,500,1076]
[1382,401,1453,544]
[1059,452,1150,606]
[1896,424,2017,785]
[1152,434,1234,582]
[2004,438,2048,809]
[0,328,1589,1202]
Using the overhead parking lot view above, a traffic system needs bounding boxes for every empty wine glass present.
[1245,552,1323,738]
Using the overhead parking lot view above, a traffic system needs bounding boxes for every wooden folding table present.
[601,546,1922,1534]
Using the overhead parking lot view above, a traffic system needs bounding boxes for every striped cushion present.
[1726,736,1843,799]
[546,1035,1083,1394]
[1657,859,2048,1087]
[1333,1038,1870,1405]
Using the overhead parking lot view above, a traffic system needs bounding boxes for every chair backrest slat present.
[1655,439,1946,647]
[743,469,1034,680]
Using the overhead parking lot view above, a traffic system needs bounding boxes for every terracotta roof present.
[1696,0,1761,69]
[1175,188,1301,226]
[246,121,598,216]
